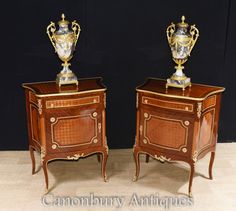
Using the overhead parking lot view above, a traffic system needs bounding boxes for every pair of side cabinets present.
[22,77,225,197]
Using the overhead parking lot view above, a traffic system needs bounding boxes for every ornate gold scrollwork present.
[98,123,102,133]
[71,20,81,47]
[192,150,198,163]
[67,153,84,160]
[197,102,202,119]
[37,99,42,115]
[139,125,143,136]
[154,155,171,162]
[41,146,46,163]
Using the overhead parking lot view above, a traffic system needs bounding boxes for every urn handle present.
[72,20,81,48]
[189,24,199,55]
[166,22,175,46]
[46,21,57,52]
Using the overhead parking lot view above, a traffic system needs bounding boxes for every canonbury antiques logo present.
[42,193,194,209]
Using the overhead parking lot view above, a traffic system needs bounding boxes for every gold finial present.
[181,15,185,23]
[61,13,65,21]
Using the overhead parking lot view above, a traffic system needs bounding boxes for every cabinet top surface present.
[22,77,106,97]
[137,78,225,101]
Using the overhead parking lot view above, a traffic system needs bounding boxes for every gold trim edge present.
[22,86,106,98]
[143,77,225,90]
[137,89,224,101]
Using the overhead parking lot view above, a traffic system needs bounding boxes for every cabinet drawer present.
[142,96,193,112]
[46,96,100,109]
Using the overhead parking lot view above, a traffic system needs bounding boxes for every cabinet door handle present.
[98,123,102,133]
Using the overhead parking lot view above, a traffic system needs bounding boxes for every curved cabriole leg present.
[42,160,49,193]
[97,154,101,163]
[188,163,195,197]
[209,151,215,180]
[133,150,140,182]
[146,154,150,163]
[29,146,36,175]
[101,152,108,182]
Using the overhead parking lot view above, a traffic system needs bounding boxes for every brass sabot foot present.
[133,175,138,182]
[103,174,108,182]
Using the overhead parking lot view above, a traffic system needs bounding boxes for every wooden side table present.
[22,77,108,191]
[133,78,225,196]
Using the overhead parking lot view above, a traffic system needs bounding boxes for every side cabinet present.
[23,78,108,191]
[133,78,225,197]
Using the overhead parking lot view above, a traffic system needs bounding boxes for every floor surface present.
[0,143,236,211]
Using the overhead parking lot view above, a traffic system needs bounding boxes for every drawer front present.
[142,96,193,113]
[139,108,193,156]
[46,96,100,109]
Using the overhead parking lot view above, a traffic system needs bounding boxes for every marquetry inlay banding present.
[46,96,100,109]
[142,96,193,112]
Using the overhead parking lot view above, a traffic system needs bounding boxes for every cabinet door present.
[44,97,103,153]
[139,108,193,157]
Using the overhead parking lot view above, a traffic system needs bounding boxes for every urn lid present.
[58,13,69,26]
[177,16,189,28]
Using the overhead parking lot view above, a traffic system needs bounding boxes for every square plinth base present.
[166,79,191,90]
